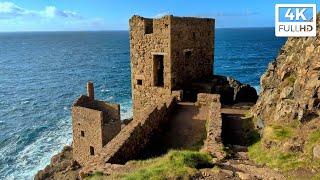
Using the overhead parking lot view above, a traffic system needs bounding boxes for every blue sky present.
[0,0,319,31]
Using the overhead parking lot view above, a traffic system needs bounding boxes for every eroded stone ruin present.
[69,15,258,176]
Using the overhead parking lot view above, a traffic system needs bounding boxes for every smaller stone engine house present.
[72,82,121,165]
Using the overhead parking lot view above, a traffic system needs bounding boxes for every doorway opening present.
[153,55,164,87]
[89,146,95,156]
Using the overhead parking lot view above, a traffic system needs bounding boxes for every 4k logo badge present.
[275,4,316,37]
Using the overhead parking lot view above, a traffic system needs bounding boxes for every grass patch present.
[248,125,300,171]
[264,125,294,141]
[85,171,104,180]
[248,140,302,171]
[272,125,293,140]
[305,130,320,163]
[248,126,320,177]
[308,130,320,145]
[312,172,320,180]
[121,150,213,179]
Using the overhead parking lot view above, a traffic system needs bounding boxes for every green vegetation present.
[248,141,302,171]
[308,130,320,145]
[286,75,296,86]
[85,171,104,180]
[87,150,213,180]
[282,73,296,87]
[248,125,320,176]
[267,125,294,141]
[122,150,212,180]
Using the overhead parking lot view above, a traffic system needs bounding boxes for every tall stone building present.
[72,82,121,165]
[130,15,215,117]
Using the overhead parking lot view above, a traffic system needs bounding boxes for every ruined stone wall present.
[95,101,120,123]
[130,15,172,118]
[72,95,121,166]
[82,97,176,173]
[95,101,122,145]
[101,123,120,147]
[170,17,214,89]
[196,93,225,159]
[196,93,219,107]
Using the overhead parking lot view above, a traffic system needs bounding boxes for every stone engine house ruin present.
[71,15,258,173]
[130,15,214,117]
[72,82,121,165]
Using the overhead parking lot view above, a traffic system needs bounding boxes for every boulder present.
[313,144,320,159]
[236,172,251,180]
[211,75,258,105]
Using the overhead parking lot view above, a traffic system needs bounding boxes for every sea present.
[0,28,286,179]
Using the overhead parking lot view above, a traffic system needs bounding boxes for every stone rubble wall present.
[196,93,219,107]
[81,96,177,175]
[197,93,225,159]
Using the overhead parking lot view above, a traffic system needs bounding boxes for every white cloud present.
[0,2,83,19]
[0,2,106,31]
[43,6,82,19]
[0,2,30,18]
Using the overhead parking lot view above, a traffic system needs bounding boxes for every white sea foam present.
[253,85,261,94]
[121,108,133,120]
[3,103,133,179]
[21,100,30,105]
[101,89,110,92]
[106,96,114,101]
[4,117,72,180]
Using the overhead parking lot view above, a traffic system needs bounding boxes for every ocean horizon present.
[0,28,286,179]
[0,27,277,33]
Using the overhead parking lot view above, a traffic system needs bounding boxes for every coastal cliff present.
[253,15,320,122]
[248,14,320,178]
[252,14,320,124]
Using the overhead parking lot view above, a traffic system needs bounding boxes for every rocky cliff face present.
[252,14,320,124]
[34,146,80,180]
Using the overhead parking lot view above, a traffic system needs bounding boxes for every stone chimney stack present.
[87,81,94,102]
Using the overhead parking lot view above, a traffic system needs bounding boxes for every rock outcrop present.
[212,75,258,104]
[34,146,81,180]
[188,75,258,105]
[252,14,320,124]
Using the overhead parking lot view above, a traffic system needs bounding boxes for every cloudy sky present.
[0,0,318,31]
